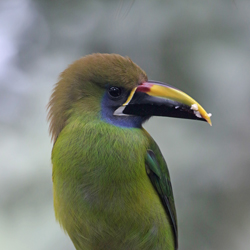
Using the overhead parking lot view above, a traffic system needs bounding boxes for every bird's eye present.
[108,86,122,98]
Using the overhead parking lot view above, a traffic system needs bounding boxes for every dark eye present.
[108,86,122,98]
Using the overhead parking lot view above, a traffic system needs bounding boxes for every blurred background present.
[1,0,250,249]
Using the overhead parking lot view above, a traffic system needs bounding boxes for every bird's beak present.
[114,81,212,125]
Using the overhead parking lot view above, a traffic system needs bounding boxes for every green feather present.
[52,115,175,250]
[49,54,177,250]
[145,149,178,248]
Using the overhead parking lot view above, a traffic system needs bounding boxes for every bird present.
[48,53,211,250]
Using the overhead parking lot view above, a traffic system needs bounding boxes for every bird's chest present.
[79,131,150,210]
[53,126,171,249]
[75,141,168,249]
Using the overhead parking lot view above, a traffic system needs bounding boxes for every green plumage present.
[52,117,175,250]
[48,54,178,250]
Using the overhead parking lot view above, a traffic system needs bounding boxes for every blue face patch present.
[101,92,144,128]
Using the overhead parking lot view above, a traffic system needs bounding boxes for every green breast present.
[52,119,175,250]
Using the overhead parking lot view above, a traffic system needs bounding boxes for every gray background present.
[1,0,250,249]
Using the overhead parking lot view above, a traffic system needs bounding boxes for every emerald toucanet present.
[48,53,211,250]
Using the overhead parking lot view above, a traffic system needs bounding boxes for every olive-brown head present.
[48,53,211,143]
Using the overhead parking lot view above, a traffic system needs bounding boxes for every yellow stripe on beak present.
[123,87,137,106]
[121,82,212,126]
[148,84,212,126]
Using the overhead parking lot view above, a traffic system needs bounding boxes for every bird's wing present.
[145,148,178,249]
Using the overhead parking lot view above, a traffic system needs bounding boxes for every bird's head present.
[48,53,211,142]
